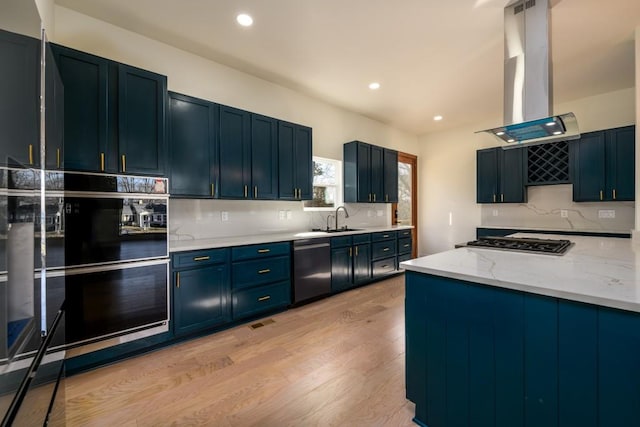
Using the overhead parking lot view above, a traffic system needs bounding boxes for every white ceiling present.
[55,0,640,135]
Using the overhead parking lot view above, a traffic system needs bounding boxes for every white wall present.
[418,88,636,256]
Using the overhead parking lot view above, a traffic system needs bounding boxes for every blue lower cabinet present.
[231,256,290,290]
[405,271,640,427]
[232,281,291,320]
[172,249,230,337]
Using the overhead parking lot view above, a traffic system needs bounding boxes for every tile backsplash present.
[480,184,634,233]
[169,199,390,241]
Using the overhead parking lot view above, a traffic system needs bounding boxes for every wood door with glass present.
[393,152,418,258]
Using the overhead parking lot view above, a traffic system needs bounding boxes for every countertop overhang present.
[170,225,413,253]
[401,233,640,313]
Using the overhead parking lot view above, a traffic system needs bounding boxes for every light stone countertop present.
[401,233,640,313]
[169,225,413,253]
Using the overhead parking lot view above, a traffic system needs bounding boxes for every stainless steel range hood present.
[478,0,580,147]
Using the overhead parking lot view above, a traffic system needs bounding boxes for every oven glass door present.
[63,196,167,268]
[65,261,168,345]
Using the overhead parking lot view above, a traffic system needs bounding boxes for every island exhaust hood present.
[477,0,580,147]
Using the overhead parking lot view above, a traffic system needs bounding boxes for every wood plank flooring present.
[62,275,415,426]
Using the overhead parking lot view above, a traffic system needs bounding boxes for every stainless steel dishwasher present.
[292,237,331,304]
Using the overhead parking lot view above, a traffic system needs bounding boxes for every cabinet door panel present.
[45,45,64,170]
[251,114,278,199]
[219,105,251,198]
[383,149,398,203]
[370,145,384,202]
[174,265,229,336]
[331,247,352,292]
[294,125,313,200]
[572,131,606,201]
[278,121,296,199]
[606,126,635,201]
[500,147,525,203]
[0,30,39,167]
[53,44,109,172]
[353,244,371,284]
[476,148,498,203]
[169,93,215,197]
[356,143,371,202]
[118,65,167,175]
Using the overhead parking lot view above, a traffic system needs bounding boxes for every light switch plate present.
[560,210,568,218]
[221,211,229,221]
[279,210,285,220]
[286,210,292,220]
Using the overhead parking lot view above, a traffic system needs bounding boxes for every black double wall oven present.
[58,172,170,353]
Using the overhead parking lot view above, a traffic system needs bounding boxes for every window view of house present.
[304,157,342,209]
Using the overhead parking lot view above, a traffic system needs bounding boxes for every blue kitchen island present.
[401,233,640,427]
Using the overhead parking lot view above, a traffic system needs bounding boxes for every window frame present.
[303,156,343,212]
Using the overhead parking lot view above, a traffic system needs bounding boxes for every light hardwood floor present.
[62,275,415,426]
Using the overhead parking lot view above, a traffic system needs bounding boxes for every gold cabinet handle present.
[383,247,390,252]
[600,190,603,201]
[355,246,359,256]
[613,189,617,200]
[193,256,210,262]
[244,185,248,198]
[349,247,352,257]
[369,193,372,202]
[373,193,376,202]
[404,244,410,248]
[211,183,215,197]
[121,154,126,172]
[56,148,61,169]
[501,194,504,202]
[383,234,389,238]
[385,194,389,202]
[100,152,105,171]
[258,295,271,302]
[257,249,270,254]
[258,269,271,274]
[254,186,258,198]
[29,144,33,165]
[493,194,496,203]
[176,272,180,288]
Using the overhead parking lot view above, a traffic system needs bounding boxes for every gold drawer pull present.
[257,249,270,254]
[176,272,180,288]
[258,269,271,274]
[193,256,210,262]
[258,295,271,302]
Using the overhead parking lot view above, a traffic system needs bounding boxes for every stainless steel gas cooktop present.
[465,236,573,256]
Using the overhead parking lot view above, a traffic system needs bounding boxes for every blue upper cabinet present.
[344,141,398,203]
[278,121,312,200]
[218,105,251,198]
[0,30,40,167]
[118,64,167,175]
[251,114,278,199]
[52,44,167,176]
[52,44,111,172]
[572,125,635,202]
[476,147,526,203]
[168,92,218,197]
[383,148,398,203]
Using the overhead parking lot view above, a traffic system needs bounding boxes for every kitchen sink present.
[313,228,362,233]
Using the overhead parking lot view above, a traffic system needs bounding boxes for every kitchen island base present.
[405,271,640,427]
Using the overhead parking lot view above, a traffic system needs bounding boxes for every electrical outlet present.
[598,209,615,219]
[221,211,229,221]
[492,209,499,217]
[279,210,286,220]
[286,210,292,220]
[560,210,568,218]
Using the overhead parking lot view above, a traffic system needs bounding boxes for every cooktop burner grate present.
[465,236,572,255]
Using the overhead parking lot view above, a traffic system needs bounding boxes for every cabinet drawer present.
[331,235,352,248]
[398,229,412,238]
[232,256,290,290]
[398,237,412,254]
[353,233,371,244]
[371,231,397,242]
[231,241,290,261]
[398,253,412,266]
[232,281,291,320]
[372,257,396,278]
[372,240,397,260]
[172,248,228,268]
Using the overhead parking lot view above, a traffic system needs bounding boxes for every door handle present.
[176,272,180,288]
[258,269,271,274]
[28,144,33,165]
[501,193,504,202]
[100,152,105,171]
[349,247,352,257]
[193,256,210,262]
[258,295,271,302]
[57,148,61,169]
[254,186,258,198]
[613,189,617,200]
[257,249,270,254]
[600,190,603,201]
[211,183,215,197]
[244,185,248,198]
[121,154,126,172]
[493,194,496,203]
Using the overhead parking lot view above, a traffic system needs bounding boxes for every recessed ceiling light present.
[433,115,443,121]
[236,13,253,27]
[368,82,380,90]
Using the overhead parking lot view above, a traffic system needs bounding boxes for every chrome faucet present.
[335,206,350,230]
